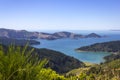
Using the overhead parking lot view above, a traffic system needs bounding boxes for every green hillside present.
[77,40,120,52]
[104,52,120,62]
[66,59,120,80]
[0,44,85,74]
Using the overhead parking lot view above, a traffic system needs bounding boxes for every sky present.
[0,0,120,31]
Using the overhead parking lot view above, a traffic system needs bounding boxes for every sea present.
[32,30,120,64]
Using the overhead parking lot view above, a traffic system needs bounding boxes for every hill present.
[66,59,120,80]
[0,37,40,46]
[0,44,85,74]
[76,40,120,52]
[0,28,102,40]
[85,33,101,38]
[34,48,85,73]
[104,52,120,62]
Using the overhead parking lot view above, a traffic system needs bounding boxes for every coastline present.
[75,49,113,53]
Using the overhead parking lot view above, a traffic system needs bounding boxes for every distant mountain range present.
[0,28,101,40]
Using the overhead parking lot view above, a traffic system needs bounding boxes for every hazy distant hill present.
[52,31,84,39]
[0,28,101,40]
[85,33,101,38]
[0,28,40,39]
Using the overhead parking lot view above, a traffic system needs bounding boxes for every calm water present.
[32,31,120,64]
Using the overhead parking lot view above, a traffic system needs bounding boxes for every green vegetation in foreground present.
[66,62,97,76]
[0,45,65,80]
[66,60,120,80]
[0,44,85,74]
[0,45,120,80]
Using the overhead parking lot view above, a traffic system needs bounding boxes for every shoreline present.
[75,49,114,54]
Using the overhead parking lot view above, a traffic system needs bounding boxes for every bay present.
[32,31,120,64]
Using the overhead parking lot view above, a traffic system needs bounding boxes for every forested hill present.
[76,40,120,52]
[0,37,40,46]
[34,48,85,73]
[0,44,85,73]
[104,52,120,62]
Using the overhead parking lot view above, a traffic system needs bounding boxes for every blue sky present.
[0,0,120,31]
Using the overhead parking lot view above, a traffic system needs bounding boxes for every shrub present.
[0,45,65,80]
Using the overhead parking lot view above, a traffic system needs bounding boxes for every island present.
[85,33,101,38]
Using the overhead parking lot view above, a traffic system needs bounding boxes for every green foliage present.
[0,44,120,80]
[38,68,66,80]
[65,59,120,80]
[0,45,65,80]
[102,59,120,69]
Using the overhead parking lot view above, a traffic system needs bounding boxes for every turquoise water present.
[32,31,120,64]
